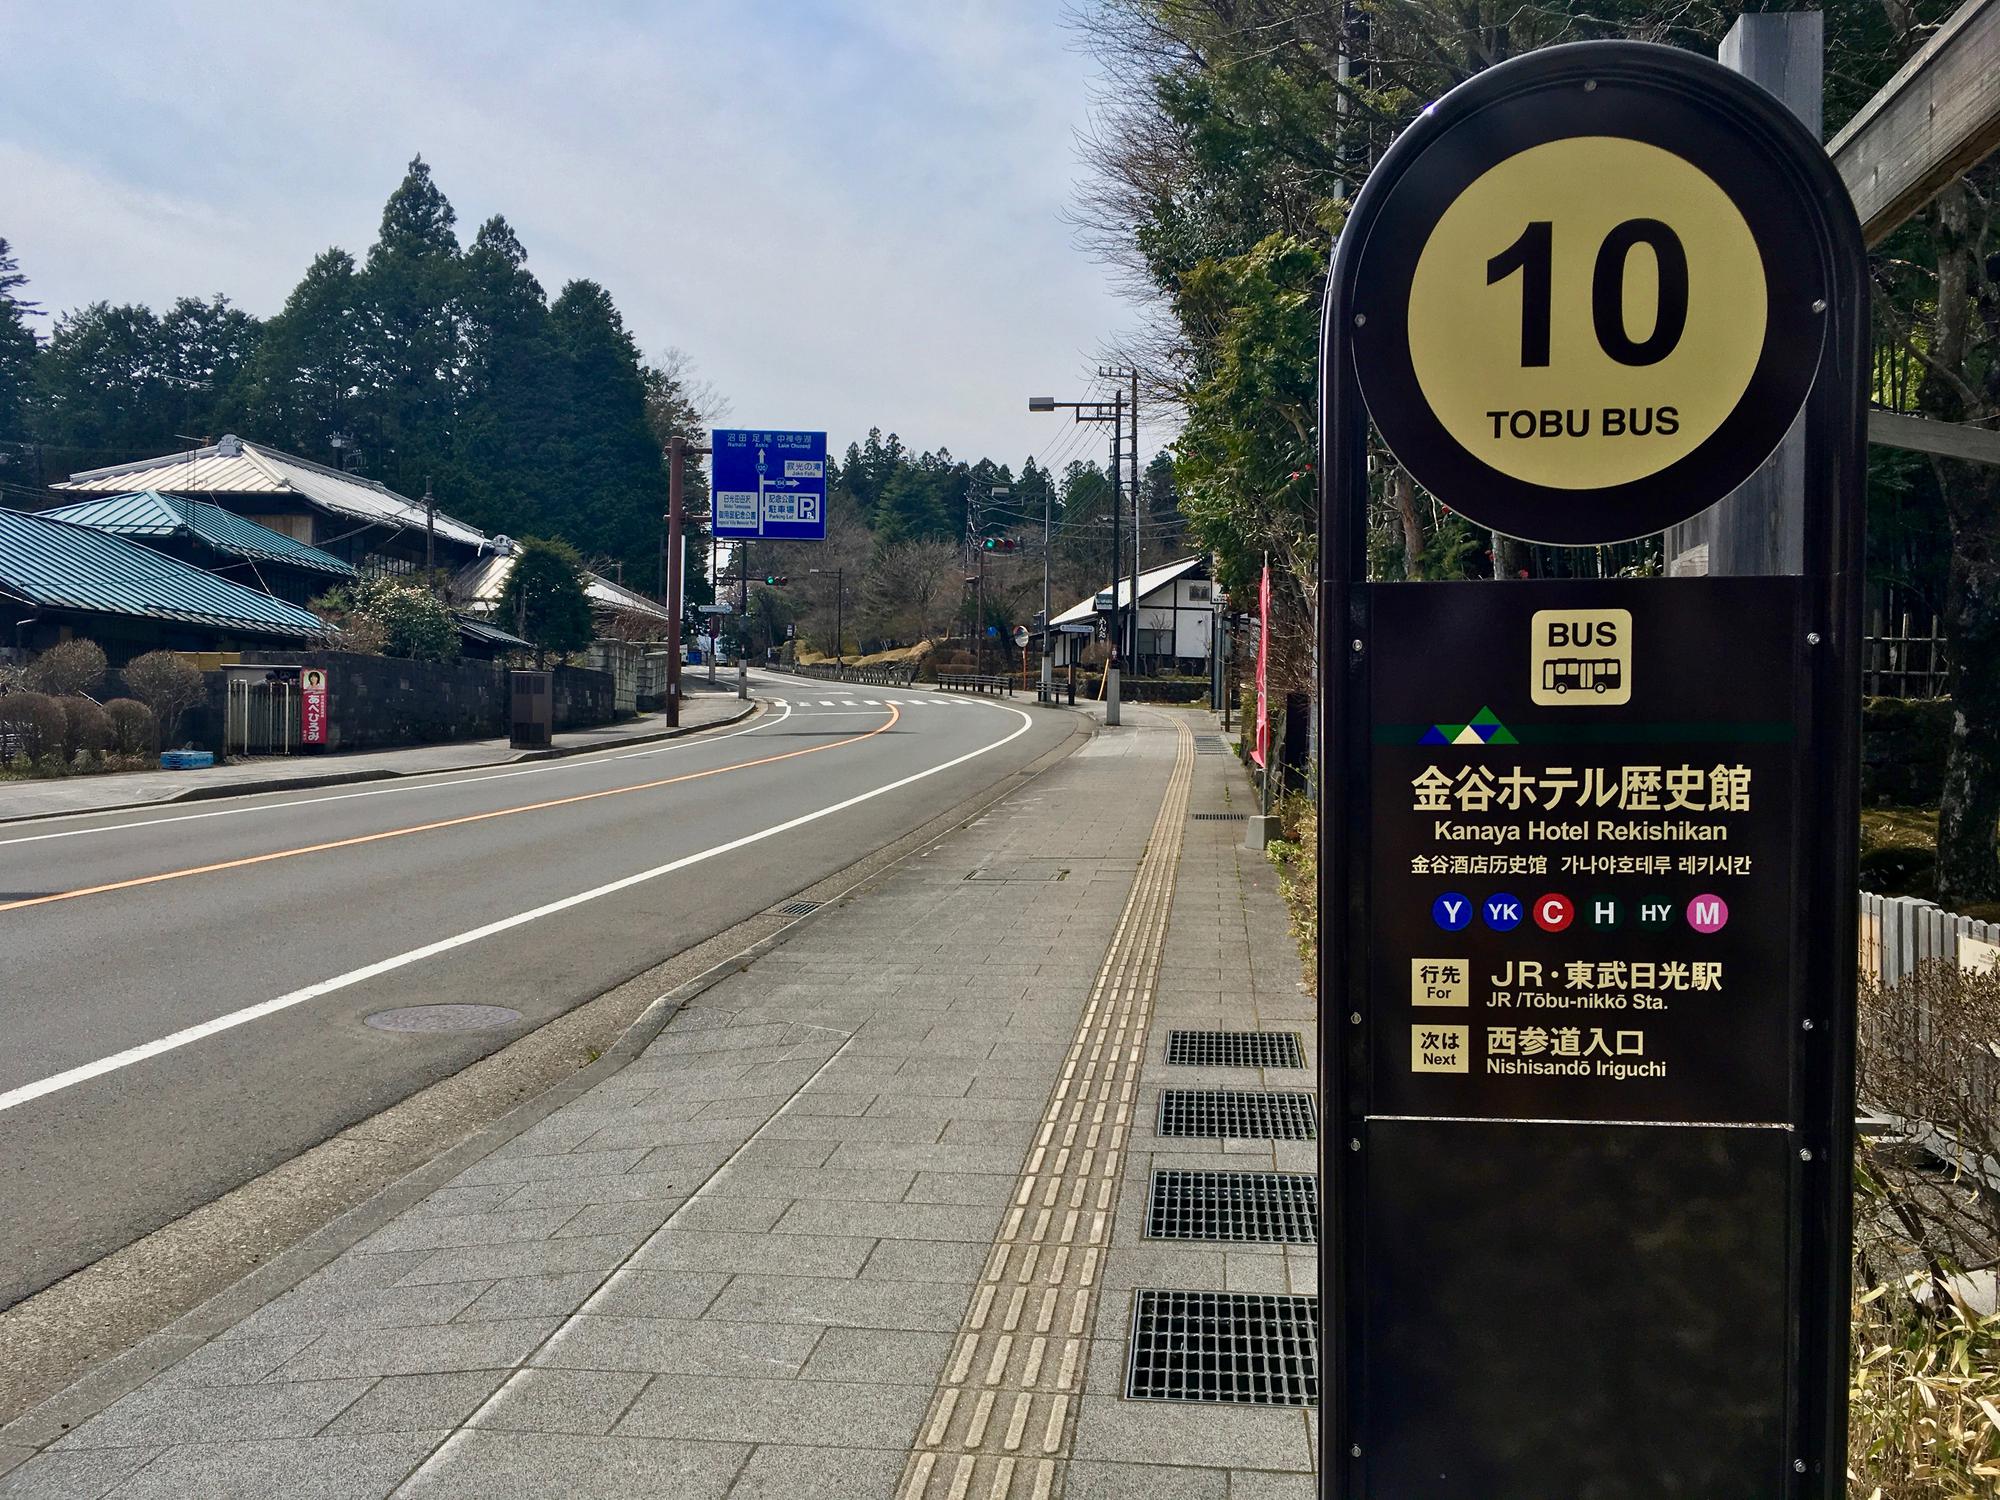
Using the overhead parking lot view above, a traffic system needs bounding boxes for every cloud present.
[0,0,1145,467]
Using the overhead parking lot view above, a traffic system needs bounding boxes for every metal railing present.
[782,661,920,688]
[938,674,1016,696]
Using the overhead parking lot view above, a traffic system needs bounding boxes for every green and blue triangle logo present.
[1419,706,1518,747]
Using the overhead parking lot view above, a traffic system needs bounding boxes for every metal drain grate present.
[1158,1089,1318,1140]
[1125,1290,1319,1405]
[1147,1170,1318,1244]
[1193,735,1231,753]
[1190,812,1247,822]
[1166,1029,1305,1069]
[775,899,823,916]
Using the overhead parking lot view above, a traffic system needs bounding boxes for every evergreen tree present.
[156,294,260,443]
[0,238,40,448]
[549,279,666,586]
[33,301,170,460]
[240,248,363,462]
[498,536,595,665]
[455,216,564,535]
[356,156,462,499]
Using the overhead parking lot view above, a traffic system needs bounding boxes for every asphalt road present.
[0,675,1075,1308]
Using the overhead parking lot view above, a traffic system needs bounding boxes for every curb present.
[0,700,764,827]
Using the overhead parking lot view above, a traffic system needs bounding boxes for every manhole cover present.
[1158,1089,1318,1140]
[775,899,823,916]
[1193,735,1231,753]
[1125,1290,1319,1405]
[364,1004,524,1033]
[1147,1170,1318,1244]
[1166,1029,1306,1069]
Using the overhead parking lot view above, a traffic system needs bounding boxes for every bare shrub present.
[1858,960,2000,1269]
[24,638,106,697]
[0,690,67,767]
[122,652,207,749]
[62,696,115,762]
[103,698,157,755]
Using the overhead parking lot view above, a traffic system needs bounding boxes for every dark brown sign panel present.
[1319,41,1867,1500]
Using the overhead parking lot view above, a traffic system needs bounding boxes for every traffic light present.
[979,537,1018,553]
[763,574,789,586]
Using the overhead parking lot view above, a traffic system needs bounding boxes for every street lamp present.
[1028,393,1125,725]
[808,567,843,675]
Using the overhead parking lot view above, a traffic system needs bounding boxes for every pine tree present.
[240,248,362,461]
[549,279,666,586]
[356,157,462,499]
[33,301,170,461]
[0,238,41,447]
[456,216,564,536]
[156,294,260,443]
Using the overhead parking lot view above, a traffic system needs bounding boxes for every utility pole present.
[1109,387,1124,711]
[972,480,985,676]
[1027,391,1127,725]
[666,434,704,726]
[423,477,436,576]
[1041,475,1053,704]
[1100,365,1142,668]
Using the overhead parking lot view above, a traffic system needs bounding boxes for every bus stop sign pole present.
[1319,41,1867,1498]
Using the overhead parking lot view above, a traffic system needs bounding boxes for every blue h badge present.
[1481,893,1524,932]
[1432,893,1473,932]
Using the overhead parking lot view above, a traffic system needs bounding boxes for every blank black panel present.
[1360,1119,1792,1500]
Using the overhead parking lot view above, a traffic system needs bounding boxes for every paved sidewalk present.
[0,685,755,824]
[0,706,1320,1499]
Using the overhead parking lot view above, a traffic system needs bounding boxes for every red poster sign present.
[301,667,328,746]
[1252,559,1270,769]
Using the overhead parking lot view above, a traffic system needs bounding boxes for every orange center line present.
[0,704,901,916]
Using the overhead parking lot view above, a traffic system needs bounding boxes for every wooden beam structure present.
[1868,408,2000,467]
[1828,0,2000,246]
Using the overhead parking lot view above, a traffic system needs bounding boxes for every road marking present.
[0,701,1036,1114]
[0,705,898,916]
[0,701,795,851]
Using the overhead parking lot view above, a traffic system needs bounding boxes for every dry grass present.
[1849,1274,2000,1496]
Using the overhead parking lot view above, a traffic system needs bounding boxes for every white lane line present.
[0,701,1036,1115]
[0,703,792,851]
[820,700,837,706]
[864,699,882,706]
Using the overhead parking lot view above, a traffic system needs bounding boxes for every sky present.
[0,0,1144,474]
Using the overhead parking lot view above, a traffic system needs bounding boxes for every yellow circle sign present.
[1406,136,1766,492]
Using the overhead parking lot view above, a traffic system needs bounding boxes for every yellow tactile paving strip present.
[896,719,1195,1500]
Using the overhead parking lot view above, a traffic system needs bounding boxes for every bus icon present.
[1542,657,1622,695]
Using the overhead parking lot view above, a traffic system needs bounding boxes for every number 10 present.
[1486,219,1689,368]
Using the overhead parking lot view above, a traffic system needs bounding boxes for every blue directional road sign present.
[710,429,827,540]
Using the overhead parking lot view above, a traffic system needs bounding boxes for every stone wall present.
[188,651,622,754]
[553,663,616,729]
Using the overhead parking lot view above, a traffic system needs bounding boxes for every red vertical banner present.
[1252,558,1270,769]
[301,666,329,746]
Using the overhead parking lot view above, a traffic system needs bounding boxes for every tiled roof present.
[456,615,532,651]
[0,507,325,637]
[41,492,357,578]
[55,436,490,550]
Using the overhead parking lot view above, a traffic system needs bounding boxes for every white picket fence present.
[1859,890,2000,985]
